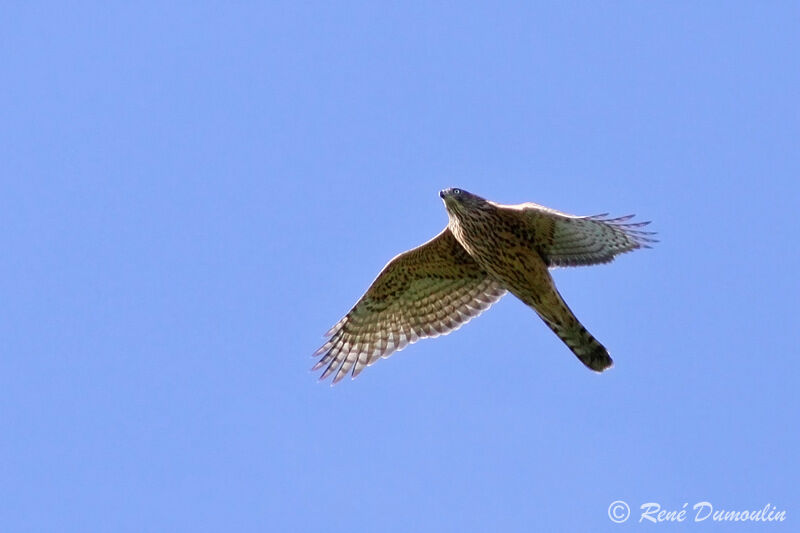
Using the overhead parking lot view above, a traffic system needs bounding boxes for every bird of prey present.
[313,188,655,383]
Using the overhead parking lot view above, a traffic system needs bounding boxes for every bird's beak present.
[439,189,447,199]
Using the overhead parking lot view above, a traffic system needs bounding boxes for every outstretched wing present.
[313,228,506,384]
[521,203,657,267]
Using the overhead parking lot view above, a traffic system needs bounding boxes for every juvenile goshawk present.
[313,188,655,383]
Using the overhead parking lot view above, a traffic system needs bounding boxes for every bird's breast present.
[450,216,547,294]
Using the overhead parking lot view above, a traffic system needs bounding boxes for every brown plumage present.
[313,188,656,383]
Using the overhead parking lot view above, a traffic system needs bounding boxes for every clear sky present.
[2,2,798,532]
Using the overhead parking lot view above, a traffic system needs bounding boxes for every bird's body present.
[445,197,616,371]
[313,188,655,383]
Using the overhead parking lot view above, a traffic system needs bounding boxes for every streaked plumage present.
[314,188,656,383]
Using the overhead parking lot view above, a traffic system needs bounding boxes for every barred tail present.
[546,319,613,372]
[526,285,614,372]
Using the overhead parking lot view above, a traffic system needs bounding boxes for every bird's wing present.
[313,228,506,383]
[520,203,657,267]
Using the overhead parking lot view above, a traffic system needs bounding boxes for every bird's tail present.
[544,315,613,371]
[527,287,613,372]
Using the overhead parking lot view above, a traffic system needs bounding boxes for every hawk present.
[313,188,655,383]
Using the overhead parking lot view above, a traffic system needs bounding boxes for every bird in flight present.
[313,188,656,383]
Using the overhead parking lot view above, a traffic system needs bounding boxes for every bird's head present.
[439,188,488,218]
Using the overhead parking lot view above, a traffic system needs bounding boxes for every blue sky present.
[2,2,798,531]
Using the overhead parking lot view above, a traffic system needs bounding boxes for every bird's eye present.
[453,188,461,195]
